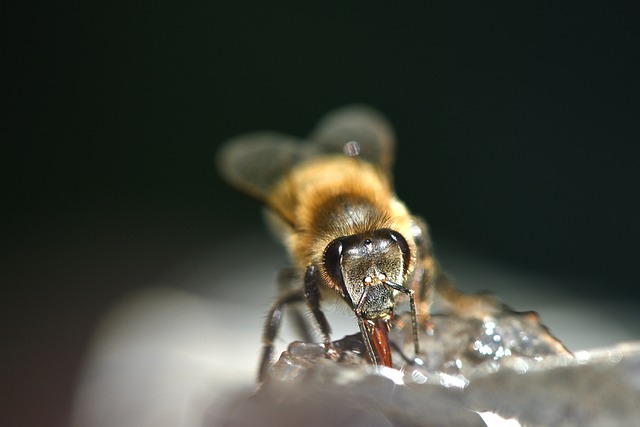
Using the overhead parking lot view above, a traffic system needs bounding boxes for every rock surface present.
[215,297,640,427]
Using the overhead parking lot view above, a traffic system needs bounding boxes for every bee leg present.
[277,267,313,342]
[303,265,337,359]
[409,216,436,319]
[434,275,504,318]
[259,288,306,382]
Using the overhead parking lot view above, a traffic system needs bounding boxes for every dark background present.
[5,2,640,426]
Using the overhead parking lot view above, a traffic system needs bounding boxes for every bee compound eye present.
[323,239,344,285]
[387,230,411,273]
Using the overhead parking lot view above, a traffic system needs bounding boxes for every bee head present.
[322,229,411,319]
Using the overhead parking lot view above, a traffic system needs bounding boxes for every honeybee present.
[218,105,442,381]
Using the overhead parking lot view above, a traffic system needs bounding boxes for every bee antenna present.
[383,279,421,358]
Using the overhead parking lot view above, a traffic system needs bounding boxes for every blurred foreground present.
[70,235,640,427]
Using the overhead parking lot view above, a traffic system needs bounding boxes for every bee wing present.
[309,104,397,178]
[217,131,309,201]
[217,105,396,202]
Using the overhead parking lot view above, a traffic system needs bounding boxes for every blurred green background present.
[4,2,640,426]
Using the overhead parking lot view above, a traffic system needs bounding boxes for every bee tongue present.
[369,317,393,367]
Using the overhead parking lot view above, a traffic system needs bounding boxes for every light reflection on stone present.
[216,293,640,427]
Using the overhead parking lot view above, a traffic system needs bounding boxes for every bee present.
[218,105,442,381]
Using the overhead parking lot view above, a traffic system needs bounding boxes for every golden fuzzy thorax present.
[266,156,417,290]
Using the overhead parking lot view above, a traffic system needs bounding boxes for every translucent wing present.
[217,105,397,203]
[309,104,397,178]
[217,132,307,201]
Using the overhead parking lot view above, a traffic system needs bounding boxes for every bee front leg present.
[259,288,306,382]
[303,265,337,360]
[277,267,313,342]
